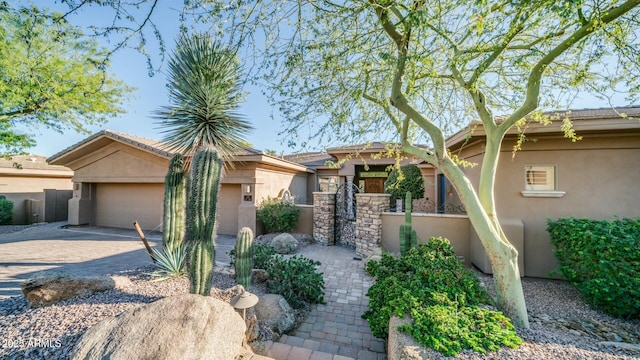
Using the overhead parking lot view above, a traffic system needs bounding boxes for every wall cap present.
[382,212,469,219]
[313,192,337,195]
[520,190,566,198]
[355,193,391,198]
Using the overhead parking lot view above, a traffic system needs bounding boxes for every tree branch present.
[498,0,640,135]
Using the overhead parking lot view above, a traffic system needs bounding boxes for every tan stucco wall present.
[254,168,308,205]
[454,133,640,277]
[294,205,313,234]
[69,142,169,183]
[381,213,471,265]
[218,184,241,235]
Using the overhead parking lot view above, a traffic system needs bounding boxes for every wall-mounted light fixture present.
[245,185,252,194]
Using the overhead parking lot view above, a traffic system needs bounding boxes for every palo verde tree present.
[0,4,131,153]
[41,0,640,327]
[193,0,640,328]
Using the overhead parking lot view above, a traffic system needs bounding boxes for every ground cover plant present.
[363,237,522,356]
[547,217,640,319]
[265,254,325,309]
[257,197,300,233]
[229,242,277,269]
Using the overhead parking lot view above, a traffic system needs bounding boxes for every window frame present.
[521,164,566,198]
[318,176,339,192]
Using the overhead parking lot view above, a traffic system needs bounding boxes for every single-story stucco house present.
[47,106,640,278]
[0,155,73,224]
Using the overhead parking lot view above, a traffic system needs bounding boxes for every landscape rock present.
[254,294,295,335]
[71,294,246,360]
[252,268,269,283]
[364,247,383,266]
[388,315,441,360]
[21,270,119,308]
[271,233,298,254]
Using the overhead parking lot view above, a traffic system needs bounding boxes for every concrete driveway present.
[0,223,235,299]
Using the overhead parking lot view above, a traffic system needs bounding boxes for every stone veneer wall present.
[355,193,390,257]
[313,192,336,246]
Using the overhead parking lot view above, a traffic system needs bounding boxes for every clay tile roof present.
[0,154,71,172]
[283,151,336,166]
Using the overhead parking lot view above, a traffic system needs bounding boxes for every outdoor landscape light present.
[230,290,259,321]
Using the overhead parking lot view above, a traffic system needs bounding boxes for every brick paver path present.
[263,245,386,360]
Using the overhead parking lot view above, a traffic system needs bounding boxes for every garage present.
[95,183,164,230]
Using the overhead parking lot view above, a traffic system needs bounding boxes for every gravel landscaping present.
[0,223,638,360]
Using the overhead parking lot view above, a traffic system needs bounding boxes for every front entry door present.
[364,178,384,193]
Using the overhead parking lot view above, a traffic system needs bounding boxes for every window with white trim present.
[318,176,339,192]
[524,165,556,191]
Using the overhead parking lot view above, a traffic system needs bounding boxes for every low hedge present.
[363,237,522,356]
[547,217,640,319]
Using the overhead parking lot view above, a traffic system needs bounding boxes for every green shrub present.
[547,217,640,319]
[257,197,300,233]
[363,237,522,356]
[384,164,424,200]
[229,242,277,269]
[266,255,325,308]
[0,197,13,225]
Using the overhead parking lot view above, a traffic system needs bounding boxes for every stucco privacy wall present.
[381,213,471,265]
[449,115,640,278]
[0,171,73,224]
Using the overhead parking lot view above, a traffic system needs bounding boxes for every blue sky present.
[26,2,630,157]
[29,3,290,157]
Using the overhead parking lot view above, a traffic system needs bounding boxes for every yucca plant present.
[154,32,253,296]
[149,243,186,281]
[153,32,253,161]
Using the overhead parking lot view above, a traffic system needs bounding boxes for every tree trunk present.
[441,158,530,328]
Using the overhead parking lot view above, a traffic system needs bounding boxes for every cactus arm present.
[163,154,186,249]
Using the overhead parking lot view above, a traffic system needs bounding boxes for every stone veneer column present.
[313,192,336,246]
[355,193,390,257]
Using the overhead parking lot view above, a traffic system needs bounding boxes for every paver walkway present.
[262,245,387,360]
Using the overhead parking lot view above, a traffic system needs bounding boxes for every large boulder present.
[72,294,247,360]
[254,294,295,335]
[388,315,441,360]
[20,270,131,308]
[271,233,298,254]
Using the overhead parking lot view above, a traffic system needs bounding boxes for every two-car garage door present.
[94,183,240,235]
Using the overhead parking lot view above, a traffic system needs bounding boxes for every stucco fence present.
[310,192,529,277]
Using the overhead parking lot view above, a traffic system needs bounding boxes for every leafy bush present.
[229,243,277,269]
[363,237,522,356]
[149,244,186,281]
[0,197,13,225]
[266,255,325,308]
[257,197,300,233]
[384,164,424,200]
[547,217,640,319]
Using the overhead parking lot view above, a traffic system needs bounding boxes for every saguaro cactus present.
[186,146,222,295]
[235,227,254,288]
[163,153,186,249]
[399,191,418,256]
